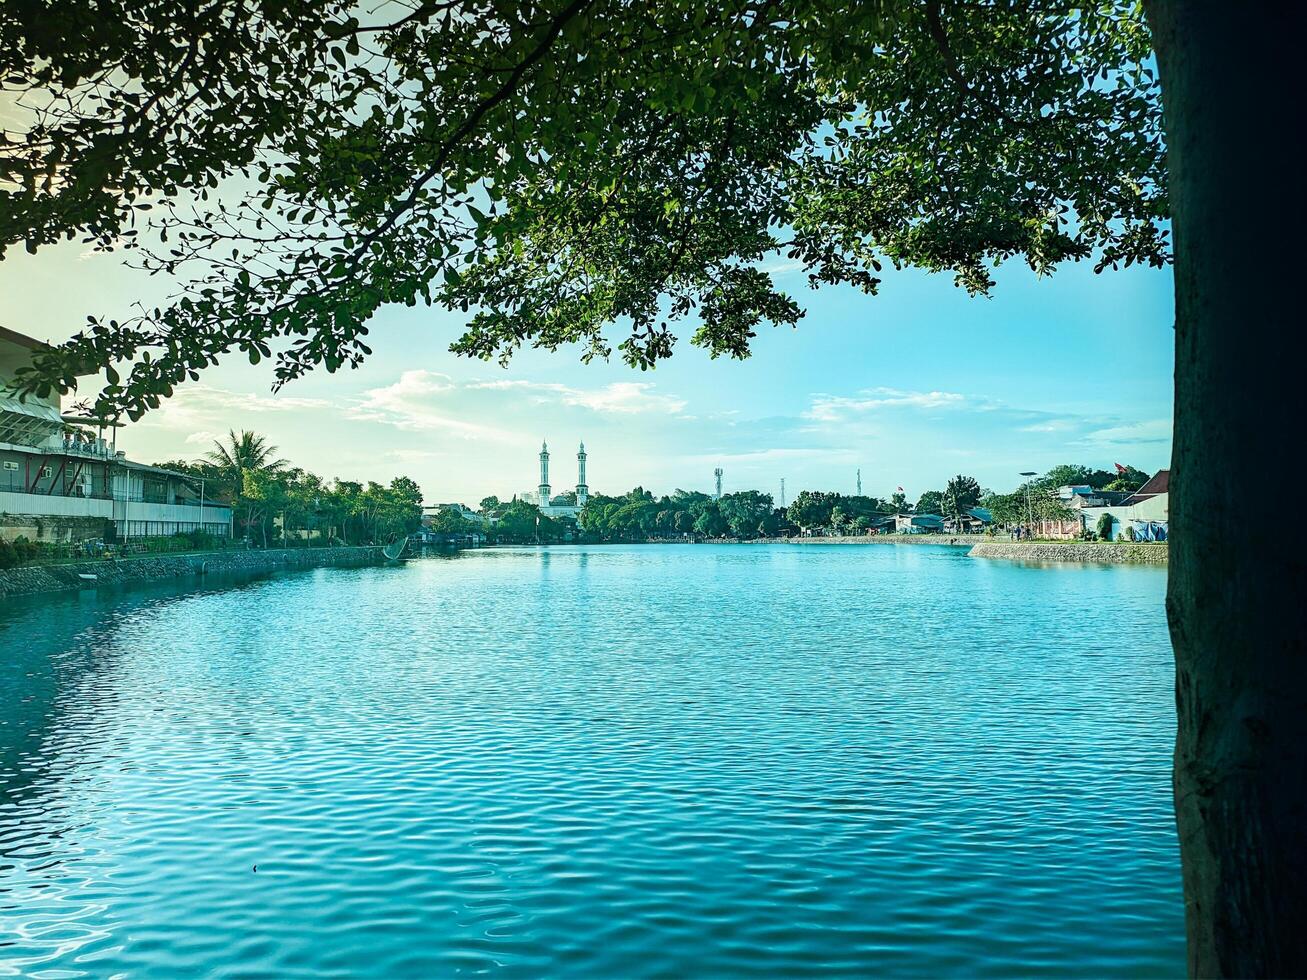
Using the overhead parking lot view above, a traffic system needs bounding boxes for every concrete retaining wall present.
[969,541,1168,564]
[0,546,385,600]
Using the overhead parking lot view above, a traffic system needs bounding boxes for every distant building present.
[945,506,993,533]
[1056,484,1132,510]
[1,326,233,543]
[1077,469,1170,540]
[525,439,589,518]
[896,513,945,534]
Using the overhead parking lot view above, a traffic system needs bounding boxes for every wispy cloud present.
[187,385,331,413]
[346,371,688,441]
[805,387,970,422]
[1019,418,1079,434]
[1082,418,1173,447]
[184,429,223,447]
[757,257,806,276]
[137,384,332,437]
[563,381,686,415]
[347,370,515,441]
[467,378,687,415]
[465,379,565,393]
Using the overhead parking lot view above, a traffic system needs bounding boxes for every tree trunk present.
[1145,2,1306,975]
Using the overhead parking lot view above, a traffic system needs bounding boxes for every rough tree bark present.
[1145,2,1306,976]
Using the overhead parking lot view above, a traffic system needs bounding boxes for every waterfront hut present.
[896,513,945,534]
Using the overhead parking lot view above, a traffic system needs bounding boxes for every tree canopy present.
[941,474,982,523]
[3,1,1166,422]
[162,431,422,545]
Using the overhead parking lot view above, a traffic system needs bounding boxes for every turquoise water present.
[1,544,1182,976]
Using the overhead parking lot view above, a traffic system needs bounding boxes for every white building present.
[524,439,589,518]
[1,326,233,543]
[1077,470,1170,541]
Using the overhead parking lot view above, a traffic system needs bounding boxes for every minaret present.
[538,439,551,505]
[576,440,588,506]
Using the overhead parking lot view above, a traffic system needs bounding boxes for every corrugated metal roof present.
[0,396,62,423]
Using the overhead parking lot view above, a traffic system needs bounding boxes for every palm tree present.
[204,429,288,475]
[204,430,288,545]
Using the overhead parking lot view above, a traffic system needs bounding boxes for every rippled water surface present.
[1,544,1181,976]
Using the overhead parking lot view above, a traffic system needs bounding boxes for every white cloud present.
[467,377,686,415]
[184,429,223,447]
[805,387,969,422]
[346,371,687,443]
[348,370,513,440]
[189,385,331,413]
[1019,418,1079,434]
[757,257,806,276]
[136,383,332,436]
[155,384,330,415]
[562,382,686,415]
[1083,418,1173,446]
[465,379,566,393]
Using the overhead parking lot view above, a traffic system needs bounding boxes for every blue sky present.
[0,240,1173,505]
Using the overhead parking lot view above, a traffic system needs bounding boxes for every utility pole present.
[1019,470,1038,536]
[714,467,723,500]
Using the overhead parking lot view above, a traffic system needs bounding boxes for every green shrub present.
[7,536,38,562]
[1096,513,1115,542]
[0,539,16,569]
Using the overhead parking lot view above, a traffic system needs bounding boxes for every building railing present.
[110,488,174,504]
[0,481,231,512]
[60,438,116,459]
[1,477,113,499]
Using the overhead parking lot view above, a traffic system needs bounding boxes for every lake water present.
[0,544,1182,976]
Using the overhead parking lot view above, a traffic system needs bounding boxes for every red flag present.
[896,486,904,492]
[1114,462,1127,474]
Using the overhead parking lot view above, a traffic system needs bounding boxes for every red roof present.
[1123,469,1169,506]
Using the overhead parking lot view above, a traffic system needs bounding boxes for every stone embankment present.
[0,546,385,600]
[969,541,1168,564]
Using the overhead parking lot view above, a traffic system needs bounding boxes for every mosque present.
[521,440,589,518]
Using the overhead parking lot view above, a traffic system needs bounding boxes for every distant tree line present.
[409,461,1154,545]
[579,488,786,541]
[576,462,1150,540]
[158,429,423,546]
